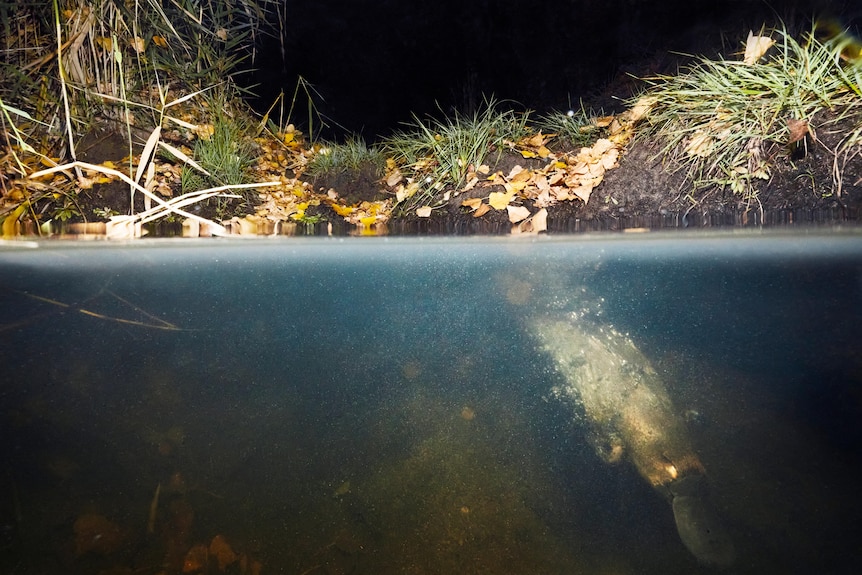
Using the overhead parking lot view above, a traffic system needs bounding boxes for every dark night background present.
[244,0,861,141]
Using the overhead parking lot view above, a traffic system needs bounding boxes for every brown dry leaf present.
[571,184,593,203]
[600,148,619,169]
[473,203,491,217]
[743,31,774,65]
[506,205,531,223]
[416,206,433,218]
[152,35,168,48]
[130,37,146,53]
[462,176,479,191]
[685,132,714,157]
[461,197,483,210]
[595,116,615,128]
[95,36,112,51]
[210,535,238,571]
[477,164,490,174]
[216,28,228,41]
[385,168,403,187]
[183,544,208,573]
[527,133,546,147]
[627,96,656,124]
[592,138,615,156]
[508,165,531,182]
[511,208,548,235]
[787,118,811,145]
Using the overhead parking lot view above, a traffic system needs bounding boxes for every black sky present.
[245,0,860,140]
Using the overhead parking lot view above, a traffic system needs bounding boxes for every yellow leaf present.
[503,181,528,194]
[520,149,537,158]
[359,216,377,226]
[95,36,113,51]
[536,146,550,158]
[595,116,615,128]
[416,206,433,218]
[488,191,514,210]
[152,35,168,48]
[2,203,27,237]
[130,37,146,53]
[329,203,354,216]
[461,198,483,209]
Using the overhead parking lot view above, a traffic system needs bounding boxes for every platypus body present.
[525,296,735,567]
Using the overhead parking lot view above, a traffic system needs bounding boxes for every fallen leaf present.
[386,169,403,187]
[685,132,714,157]
[531,208,548,232]
[507,205,531,223]
[473,203,491,217]
[743,31,774,65]
[152,35,168,48]
[210,535,238,571]
[592,138,615,156]
[571,184,593,203]
[416,206,433,217]
[488,190,514,210]
[130,37,146,53]
[461,197,483,209]
[508,165,529,181]
[216,28,228,41]
[503,180,528,194]
[512,208,548,235]
[183,544,208,573]
[462,176,479,191]
[787,117,810,145]
[527,133,545,147]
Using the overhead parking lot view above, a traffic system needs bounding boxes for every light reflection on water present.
[1,233,860,574]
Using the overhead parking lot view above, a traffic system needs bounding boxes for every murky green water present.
[1,232,861,575]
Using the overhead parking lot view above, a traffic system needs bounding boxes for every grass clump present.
[539,105,607,147]
[383,98,531,212]
[305,136,385,177]
[181,109,256,194]
[638,25,862,200]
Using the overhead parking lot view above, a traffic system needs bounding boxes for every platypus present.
[521,288,735,567]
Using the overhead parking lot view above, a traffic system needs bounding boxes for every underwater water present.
[1,232,861,575]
